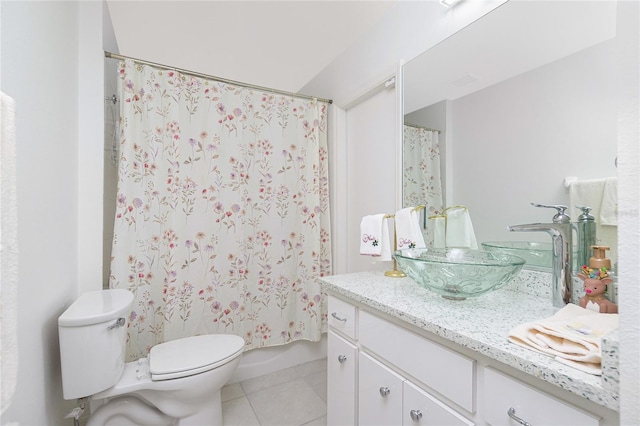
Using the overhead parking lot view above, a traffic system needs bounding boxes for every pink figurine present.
[578,266,618,314]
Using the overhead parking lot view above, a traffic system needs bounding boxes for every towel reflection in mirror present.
[429,206,478,249]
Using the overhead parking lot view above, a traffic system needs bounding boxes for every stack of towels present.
[360,207,426,260]
[432,206,478,249]
[508,303,618,375]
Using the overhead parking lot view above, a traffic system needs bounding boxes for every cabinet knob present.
[409,409,423,422]
[379,386,391,397]
[331,312,347,322]
[508,407,532,426]
[337,354,347,364]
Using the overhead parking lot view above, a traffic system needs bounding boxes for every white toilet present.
[58,289,244,425]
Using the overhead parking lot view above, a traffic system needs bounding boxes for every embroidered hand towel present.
[508,303,618,375]
[395,207,426,250]
[360,214,386,256]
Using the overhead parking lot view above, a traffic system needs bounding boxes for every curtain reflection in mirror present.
[403,123,443,248]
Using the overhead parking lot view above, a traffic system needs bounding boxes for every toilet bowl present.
[58,289,244,425]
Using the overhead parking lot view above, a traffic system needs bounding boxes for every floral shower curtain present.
[110,59,331,361]
[403,125,443,247]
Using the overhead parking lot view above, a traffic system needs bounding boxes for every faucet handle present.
[530,203,571,223]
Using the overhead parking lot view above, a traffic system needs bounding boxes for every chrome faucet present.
[507,203,572,308]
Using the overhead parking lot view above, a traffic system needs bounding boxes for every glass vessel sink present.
[481,241,553,269]
[394,248,525,300]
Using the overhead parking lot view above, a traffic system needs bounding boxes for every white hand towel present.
[360,214,390,259]
[432,215,446,249]
[445,207,478,249]
[508,303,618,375]
[395,207,426,250]
[599,177,617,226]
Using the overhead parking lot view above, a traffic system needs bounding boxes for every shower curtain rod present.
[404,122,441,134]
[104,51,333,104]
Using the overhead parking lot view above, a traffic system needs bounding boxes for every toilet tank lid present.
[58,289,134,327]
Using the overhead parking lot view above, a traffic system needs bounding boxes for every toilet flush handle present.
[107,318,126,330]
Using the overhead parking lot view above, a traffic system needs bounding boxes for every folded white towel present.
[445,207,478,249]
[508,303,618,375]
[599,177,617,226]
[395,207,426,250]
[432,215,446,249]
[360,214,391,260]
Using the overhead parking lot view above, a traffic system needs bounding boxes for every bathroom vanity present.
[321,271,619,425]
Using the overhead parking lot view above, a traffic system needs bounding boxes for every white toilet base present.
[87,396,176,426]
[88,392,224,426]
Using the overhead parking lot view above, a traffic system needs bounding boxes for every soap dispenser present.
[576,206,596,268]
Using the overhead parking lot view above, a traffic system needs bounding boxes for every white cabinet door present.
[328,331,358,426]
[359,352,404,426]
[484,368,600,426]
[403,381,474,426]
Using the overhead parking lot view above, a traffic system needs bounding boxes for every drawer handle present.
[337,354,347,364]
[331,312,347,322]
[508,407,532,426]
[379,386,391,398]
[410,409,423,422]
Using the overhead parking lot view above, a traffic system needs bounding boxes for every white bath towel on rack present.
[395,207,426,250]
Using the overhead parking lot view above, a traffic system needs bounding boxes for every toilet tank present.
[58,289,134,400]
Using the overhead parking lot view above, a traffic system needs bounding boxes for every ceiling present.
[106,1,397,95]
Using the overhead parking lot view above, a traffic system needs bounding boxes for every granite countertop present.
[320,270,619,412]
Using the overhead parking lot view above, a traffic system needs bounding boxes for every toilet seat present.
[149,334,244,381]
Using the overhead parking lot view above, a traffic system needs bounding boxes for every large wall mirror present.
[403,1,620,266]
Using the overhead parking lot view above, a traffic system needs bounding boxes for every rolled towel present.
[395,207,426,250]
[508,303,618,375]
[360,214,389,258]
[445,207,478,249]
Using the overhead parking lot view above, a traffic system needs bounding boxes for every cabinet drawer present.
[403,381,474,426]
[328,295,357,339]
[484,368,600,426]
[328,331,358,426]
[359,352,404,426]
[359,310,475,412]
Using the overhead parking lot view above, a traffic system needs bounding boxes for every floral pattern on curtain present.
[403,125,443,247]
[110,59,331,361]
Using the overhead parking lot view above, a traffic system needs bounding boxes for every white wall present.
[1,1,104,424]
[343,84,399,273]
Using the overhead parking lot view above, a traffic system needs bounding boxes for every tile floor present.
[221,358,328,426]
